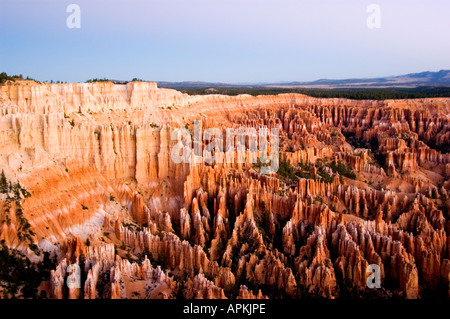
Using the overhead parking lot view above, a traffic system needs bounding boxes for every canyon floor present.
[0,80,449,299]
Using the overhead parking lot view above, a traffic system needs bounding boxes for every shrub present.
[0,243,56,298]
[329,160,356,180]
[85,78,110,83]
[318,168,334,184]
[278,159,296,180]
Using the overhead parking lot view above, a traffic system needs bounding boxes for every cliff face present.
[0,81,449,299]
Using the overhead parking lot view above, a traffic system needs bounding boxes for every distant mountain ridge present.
[157,70,450,89]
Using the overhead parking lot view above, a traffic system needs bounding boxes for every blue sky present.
[0,0,449,83]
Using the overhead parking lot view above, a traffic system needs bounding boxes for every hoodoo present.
[0,80,449,299]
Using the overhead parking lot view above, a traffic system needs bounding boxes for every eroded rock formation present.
[0,80,449,299]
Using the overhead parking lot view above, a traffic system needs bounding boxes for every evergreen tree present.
[0,170,7,193]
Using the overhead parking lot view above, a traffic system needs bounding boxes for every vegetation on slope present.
[0,242,56,299]
[170,86,450,100]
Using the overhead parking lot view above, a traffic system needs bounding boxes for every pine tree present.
[0,170,7,193]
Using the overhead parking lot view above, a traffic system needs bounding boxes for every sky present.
[0,0,449,83]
